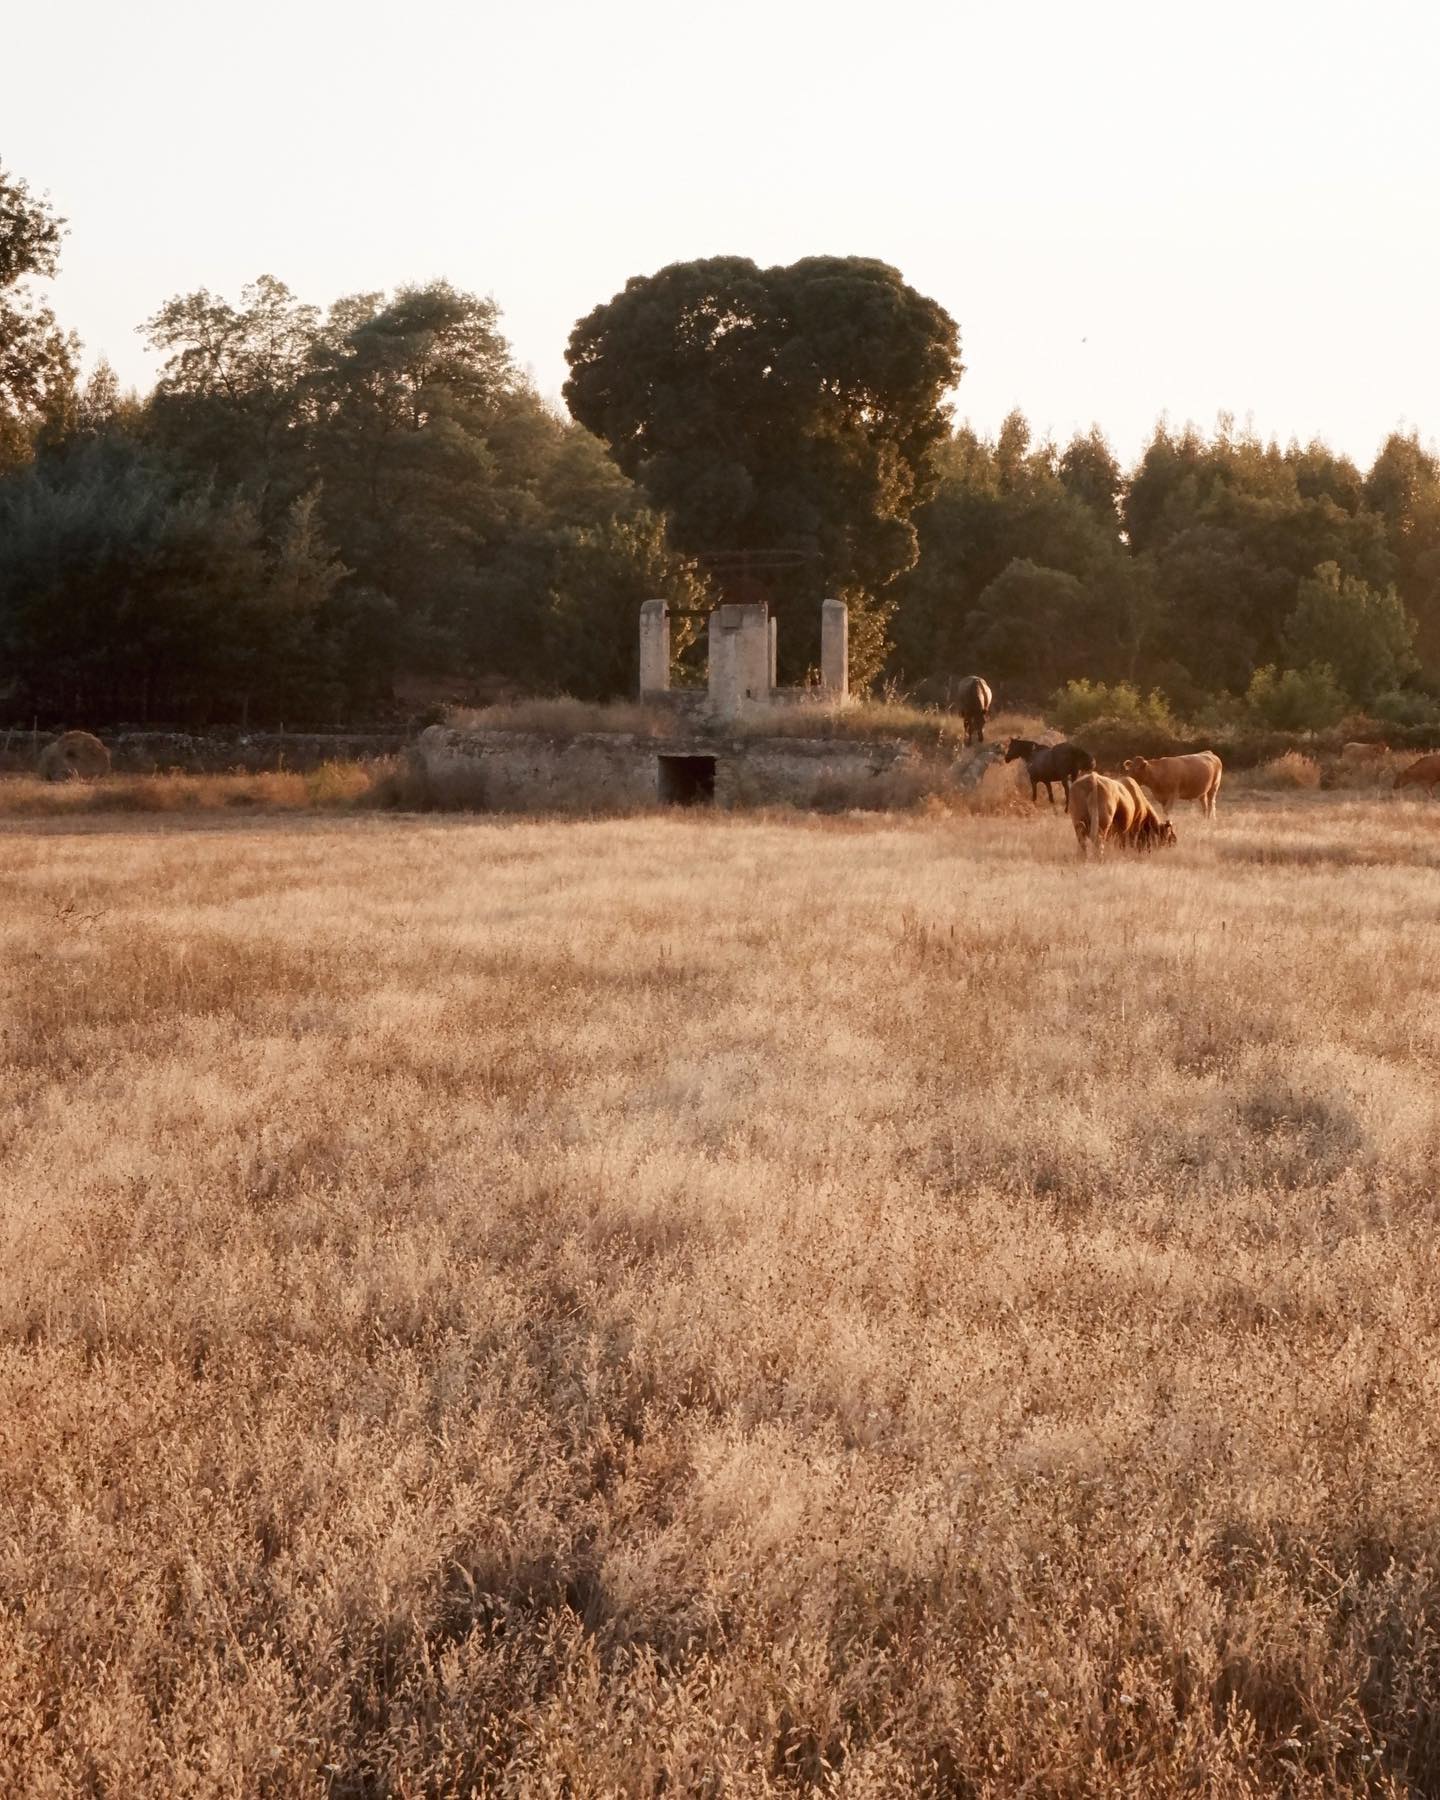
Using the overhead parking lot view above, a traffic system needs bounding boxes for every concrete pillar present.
[821,598,848,700]
[638,598,670,696]
[708,602,771,718]
[768,616,778,693]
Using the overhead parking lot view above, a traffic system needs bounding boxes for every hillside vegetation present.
[4,801,1440,1793]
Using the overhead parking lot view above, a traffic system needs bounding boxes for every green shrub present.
[1282,562,1419,703]
[1050,679,1175,734]
[1369,689,1440,729]
[1245,663,1347,731]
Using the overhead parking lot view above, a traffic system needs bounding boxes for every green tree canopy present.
[1282,561,1418,702]
[564,255,961,685]
[0,161,78,471]
[887,418,1144,696]
[1245,662,1348,730]
[135,274,668,706]
[143,275,320,509]
[0,440,346,723]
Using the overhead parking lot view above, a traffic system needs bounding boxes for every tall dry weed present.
[0,762,386,817]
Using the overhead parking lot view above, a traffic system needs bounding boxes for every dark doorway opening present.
[658,754,716,806]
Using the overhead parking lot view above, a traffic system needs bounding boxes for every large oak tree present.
[564,256,961,684]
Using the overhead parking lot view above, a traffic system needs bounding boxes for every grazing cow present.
[1068,772,1130,858]
[955,675,993,746]
[1395,752,1440,793]
[1123,750,1223,818]
[1069,772,1177,858]
[1119,777,1178,852]
[1341,740,1389,763]
[1004,737,1096,806]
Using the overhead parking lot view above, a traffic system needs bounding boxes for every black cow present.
[955,676,993,746]
[1004,737,1096,806]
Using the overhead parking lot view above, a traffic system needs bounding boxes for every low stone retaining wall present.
[414,725,997,812]
[0,731,408,775]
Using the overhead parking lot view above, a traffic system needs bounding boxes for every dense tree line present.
[0,168,704,725]
[3,155,1439,729]
[890,413,1439,726]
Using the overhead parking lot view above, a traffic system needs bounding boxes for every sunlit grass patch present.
[2,796,1440,1793]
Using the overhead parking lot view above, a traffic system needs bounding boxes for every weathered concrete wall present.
[708,604,772,718]
[820,598,848,700]
[416,726,664,810]
[713,737,913,807]
[414,723,962,812]
[638,599,670,695]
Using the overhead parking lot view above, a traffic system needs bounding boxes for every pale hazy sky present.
[8,0,1439,465]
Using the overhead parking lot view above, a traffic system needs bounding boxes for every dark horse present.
[955,675,993,746]
[1005,737,1096,805]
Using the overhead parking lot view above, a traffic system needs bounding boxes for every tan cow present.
[1123,750,1223,818]
[1341,740,1389,763]
[1068,771,1118,857]
[1395,752,1440,793]
[1120,777,1178,852]
[1068,771,1177,858]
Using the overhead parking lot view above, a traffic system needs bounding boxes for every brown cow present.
[1395,752,1440,793]
[1120,777,1179,853]
[1069,771,1118,857]
[1068,771,1177,858]
[1123,750,1223,818]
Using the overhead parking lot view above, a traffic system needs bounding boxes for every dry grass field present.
[4,792,1440,1796]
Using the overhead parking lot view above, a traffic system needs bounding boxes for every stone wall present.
[414,724,951,813]
[415,727,665,811]
[0,731,408,775]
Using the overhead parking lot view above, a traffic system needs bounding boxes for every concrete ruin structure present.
[413,596,1002,812]
[638,597,850,717]
[415,723,921,811]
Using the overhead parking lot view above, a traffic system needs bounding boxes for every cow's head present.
[1122,756,1148,779]
[1003,738,1032,763]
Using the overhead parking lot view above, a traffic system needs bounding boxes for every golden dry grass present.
[446,698,1048,754]
[0,762,382,816]
[4,795,1440,1795]
[1249,751,1323,790]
